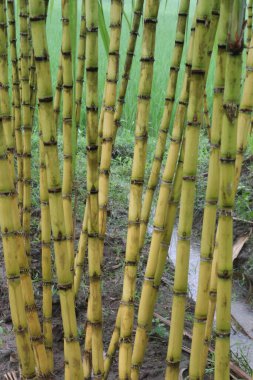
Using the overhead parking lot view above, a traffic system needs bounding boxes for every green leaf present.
[123,8,131,30]
[48,0,54,21]
[98,0,109,54]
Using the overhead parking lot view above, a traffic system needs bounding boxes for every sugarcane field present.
[1,0,253,379]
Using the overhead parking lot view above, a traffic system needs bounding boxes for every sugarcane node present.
[239,107,252,114]
[125,260,137,266]
[88,232,99,239]
[183,175,196,181]
[42,280,53,287]
[170,136,180,144]
[86,66,98,72]
[106,78,118,84]
[119,336,132,344]
[170,65,180,72]
[220,156,236,164]
[110,22,121,28]
[191,69,205,76]
[215,331,230,339]
[178,11,188,17]
[144,276,154,283]
[147,184,156,191]
[62,84,73,91]
[135,133,148,141]
[210,142,220,149]
[0,82,9,90]
[89,273,101,282]
[108,51,120,57]
[187,121,201,127]
[118,96,125,104]
[193,316,207,323]
[99,169,110,176]
[165,96,175,102]
[61,17,69,24]
[127,51,135,58]
[43,140,57,147]
[23,125,32,131]
[86,26,98,33]
[131,179,144,185]
[153,225,165,232]
[86,144,98,151]
[144,18,157,24]
[57,282,72,291]
[130,30,139,36]
[64,335,79,343]
[30,334,44,343]
[6,273,20,281]
[14,325,28,334]
[38,95,53,103]
[140,218,149,225]
[92,373,103,379]
[217,270,232,280]
[196,16,210,27]
[86,320,102,328]
[166,359,180,366]
[246,65,253,72]
[212,9,220,16]
[131,363,141,370]
[161,178,173,185]
[173,289,187,296]
[0,190,16,197]
[223,102,239,122]
[140,56,155,63]
[177,232,190,241]
[76,77,84,84]
[104,105,115,113]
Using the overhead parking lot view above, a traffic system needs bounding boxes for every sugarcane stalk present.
[7,0,23,216]
[53,56,63,129]
[139,0,191,253]
[39,115,53,372]
[61,0,75,277]
[189,0,230,377]
[113,0,144,140]
[98,0,123,261]
[118,1,160,378]
[215,1,245,378]
[20,0,32,263]
[165,1,213,378]
[83,0,104,376]
[130,10,196,377]
[0,0,15,179]
[0,118,36,380]
[29,1,83,377]
[75,0,86,139]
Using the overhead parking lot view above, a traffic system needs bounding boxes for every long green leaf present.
[123,8,131,30]
[98,0,109,54]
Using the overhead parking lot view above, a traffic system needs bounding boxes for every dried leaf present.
[232,230,251,261]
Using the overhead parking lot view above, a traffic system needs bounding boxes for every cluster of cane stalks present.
[0,0,252,379]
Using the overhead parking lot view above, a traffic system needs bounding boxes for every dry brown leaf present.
[233,230,252,261]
